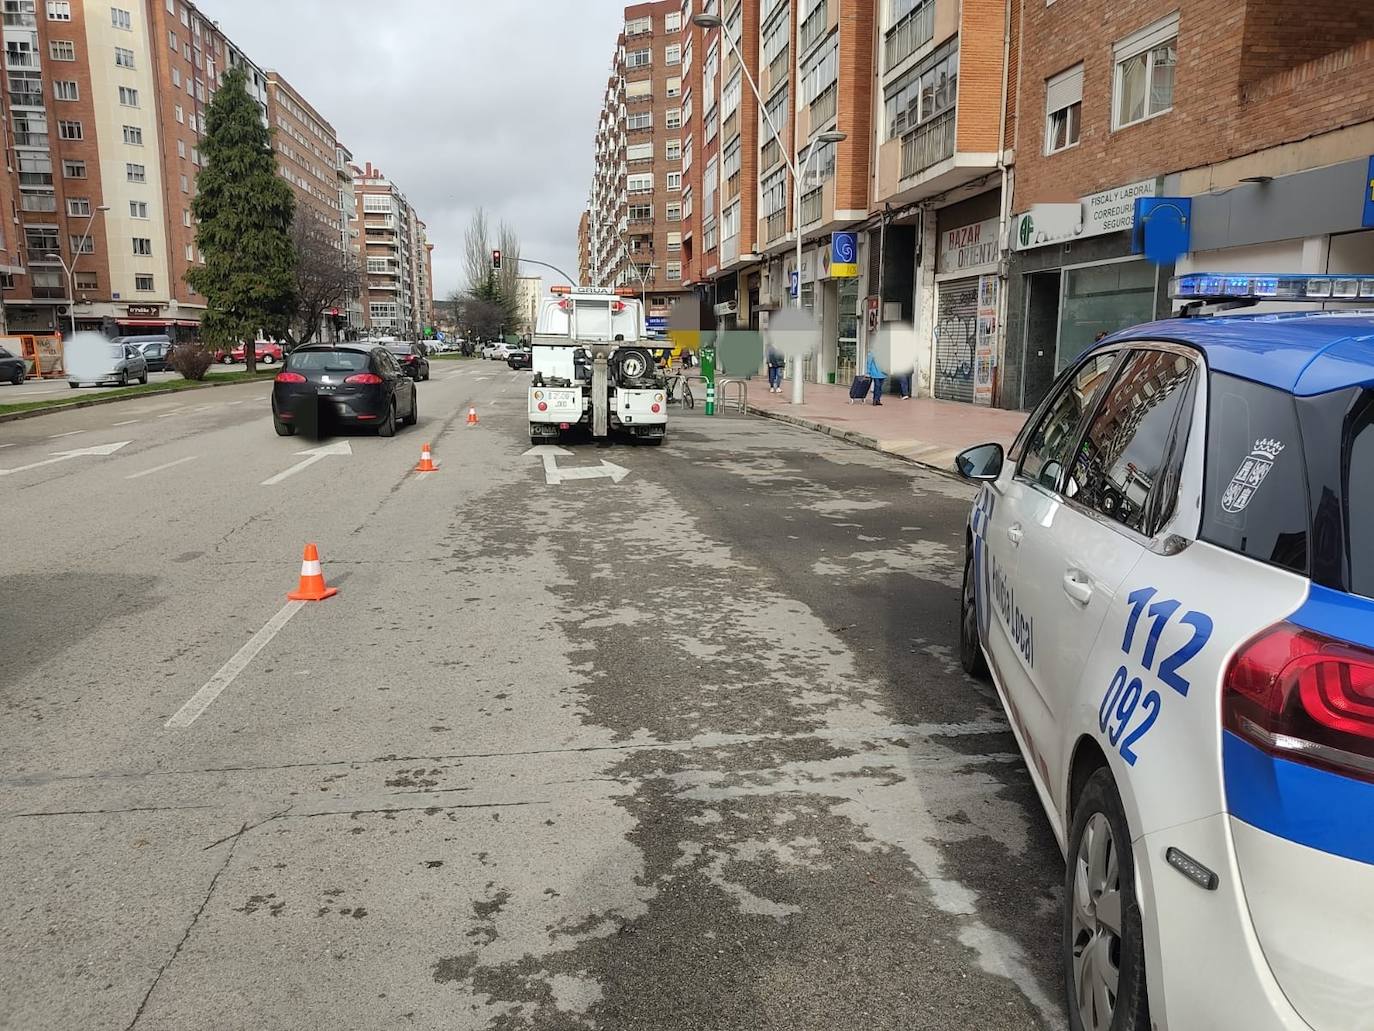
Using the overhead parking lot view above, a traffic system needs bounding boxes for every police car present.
[954,274,1374,1031]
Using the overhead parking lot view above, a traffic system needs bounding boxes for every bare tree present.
[463,207,494,294]
[497,219,522,299]
[282,215,361,348]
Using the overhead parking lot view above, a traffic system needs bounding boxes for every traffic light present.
[492,249,502,271]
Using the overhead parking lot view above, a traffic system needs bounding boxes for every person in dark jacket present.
[766,344,785,393]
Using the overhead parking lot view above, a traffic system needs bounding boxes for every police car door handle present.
[1062,570,1094,605]
[1007,524,1024,545]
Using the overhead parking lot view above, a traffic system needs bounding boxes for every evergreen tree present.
[187,67,296,373]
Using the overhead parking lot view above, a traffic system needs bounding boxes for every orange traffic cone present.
[466,407,479,426]
[415,442,438,473]
[287,543,338,602]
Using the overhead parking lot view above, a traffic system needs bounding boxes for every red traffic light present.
[492,249,502,270]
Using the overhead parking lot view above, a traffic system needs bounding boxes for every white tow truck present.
[527,286,668,446]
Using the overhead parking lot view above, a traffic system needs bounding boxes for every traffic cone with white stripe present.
[466,407,479,426]
[287,543,337,601]
[415,442,437,473]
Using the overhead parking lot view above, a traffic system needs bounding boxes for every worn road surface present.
[0,361,1066,1030]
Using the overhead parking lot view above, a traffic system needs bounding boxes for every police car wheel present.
[1063,768,1149,1031]
[959,553,988,678]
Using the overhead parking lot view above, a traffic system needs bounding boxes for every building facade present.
[353,161,419,338]
[515,274,541,335]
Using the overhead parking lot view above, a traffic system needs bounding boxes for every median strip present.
[0,370,277,423]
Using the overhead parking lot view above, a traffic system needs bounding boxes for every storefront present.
[934,193,1001,405]
[1004,178,1169,409]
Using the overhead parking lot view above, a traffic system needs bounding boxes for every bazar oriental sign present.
[937,217,1000,274]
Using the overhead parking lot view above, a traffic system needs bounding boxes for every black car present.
[271,344,417,437]
[386,343,431,382]
[0,344,25,384]
[130,336,174,372]
[506,346,532,370]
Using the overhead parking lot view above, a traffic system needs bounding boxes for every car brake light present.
[651,403,661,413]
[537,402,548,412]
[344,373,383,384]
[1223,621,1374,781]
[275,371,306,383]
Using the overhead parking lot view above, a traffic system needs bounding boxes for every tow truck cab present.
[528,287,667,446]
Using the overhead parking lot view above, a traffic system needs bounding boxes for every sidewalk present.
[743,376,1027,474]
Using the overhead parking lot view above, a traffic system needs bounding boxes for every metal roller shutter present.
[934,277,979,403]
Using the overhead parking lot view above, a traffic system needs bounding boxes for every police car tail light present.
[1223,623,1374,781]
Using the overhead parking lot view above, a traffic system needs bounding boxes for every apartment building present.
[1004,0,1374,409]
[353,161,423,338]
[577,209,591,284]
[586,1,692,327]
[412,217,433,332]
[0,0,271,338]
[335,140,363,333]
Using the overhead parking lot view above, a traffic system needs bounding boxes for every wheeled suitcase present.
[848,374,873,403]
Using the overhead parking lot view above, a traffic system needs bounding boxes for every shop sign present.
[974,275,998,406]
[1363,156,1374,229]
[938,217,999,274]
[830,232,859,278]
[1012,179,1157,250]
[127,304,161,317]
[866,296,880,334]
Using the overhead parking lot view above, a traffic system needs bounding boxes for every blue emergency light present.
[1170,273,1374,302]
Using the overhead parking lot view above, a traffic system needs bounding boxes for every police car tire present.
[960,553,989,679]
[1063,768,1150,1031]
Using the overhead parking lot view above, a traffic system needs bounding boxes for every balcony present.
[799,0,828,55]
[900,109,956,179]
[800,187,823,227]
[12,131,47,147]
[764,210,786,244]
[768,48,789,88]
[9,88,42,108]
[5,50,36,68]
[810,83,837,126]
[884,0,935,71]
[760,137,781,172]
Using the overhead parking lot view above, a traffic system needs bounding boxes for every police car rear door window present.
[1341,391,1374,598]
[1066,349,1196,536]
[1019,351,1120,491]
[1201,373,1307,575]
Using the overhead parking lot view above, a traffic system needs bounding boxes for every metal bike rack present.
[717,378,748,413]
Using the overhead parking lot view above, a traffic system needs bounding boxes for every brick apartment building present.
[0,0,431,345]
[585,1,692,329]
[577,209,591,284]
[352,161,426,338]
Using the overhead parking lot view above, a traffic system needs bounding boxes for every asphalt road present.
[0,360,1067,1030]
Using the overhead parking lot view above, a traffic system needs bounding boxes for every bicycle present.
[666,371,695,409]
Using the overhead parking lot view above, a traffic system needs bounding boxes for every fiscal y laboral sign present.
[1012,179,1157,251]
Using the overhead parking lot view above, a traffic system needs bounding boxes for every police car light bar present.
[1171,273,1374,302]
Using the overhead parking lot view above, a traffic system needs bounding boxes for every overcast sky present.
[209,0,626,298]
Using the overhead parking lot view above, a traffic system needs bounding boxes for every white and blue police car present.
[955,274,1374,1031]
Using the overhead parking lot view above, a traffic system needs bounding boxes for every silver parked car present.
[68,342,149,388]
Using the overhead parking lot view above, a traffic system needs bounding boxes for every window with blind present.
[1045,63,1083,153]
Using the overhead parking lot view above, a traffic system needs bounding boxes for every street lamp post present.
[690,13,844,404]
[46,203,110,337]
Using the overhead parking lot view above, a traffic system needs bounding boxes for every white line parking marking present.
[165,601,306,728]
[126,455,197,480]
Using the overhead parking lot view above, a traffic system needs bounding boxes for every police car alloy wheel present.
[1064,769,1148,1031]
[960,553,987,678]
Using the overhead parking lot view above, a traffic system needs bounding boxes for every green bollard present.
[701,341,717,416]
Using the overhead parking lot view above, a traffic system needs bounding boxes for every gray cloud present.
[205,0,624,297]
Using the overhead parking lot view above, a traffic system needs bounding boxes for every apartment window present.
[627,142,654,162]
[183,42,190,60]
[682,185,693,219]
[666,171,682,191]
[53,80,78,101]
[63,160,86,179]
[111,6,131,29]
[367,257,389,274]
[22,193,58,213]
[667,232,681,252]
[628,203,653,221]
[65,233,93,255]
[682,136,693,170]
[664,11,681,31]
[885,39,958,139]
[182,208,191,227]
[665,44,680,65]
[74,271,98,290]
[666,107,682,130]
[723,135,742,181]
[666,76,682,99]
[57,119,82,140]
[666,262,681,281]
[802,34,838,104]
[66,197,90,216]
[761,167,787,216]
[119,86,139,107]
[626,78,651,100]
[174,104,184,124]
[129,200,148,218]
[179,4,187,26]
[1113,14,1177,129]
[626,48,651,69]
[187,112,196,132]
[126,162,146,182]
[625,15,651,35]
[627,172,653,194]
[722,202,740,240]
[177,139,185,158]
[168,28,177,50]
[132,237,152,256]
[627,111,652,131]
[122,125,143,145]
[25,227,59,253]
[191,147,199,166]
[46,0,70,19]
[115,46,135,68]
[704,103,718,142]
[49,39,74,61]
[171,67,181,87]
[722,71,741,117]
[1045,64,1083,153]
[666,202,682,222]
[133,273,154,291]
[184,243,193,260]
[666,139,681,161]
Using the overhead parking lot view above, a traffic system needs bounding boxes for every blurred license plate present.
[547,390,578,409]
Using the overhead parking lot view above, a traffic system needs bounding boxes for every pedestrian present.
[865,349,887,406]
[766,343,785,393]
[896,370,913,399]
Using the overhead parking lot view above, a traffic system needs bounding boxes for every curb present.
[0,375,272,424]
[745,404,964,481]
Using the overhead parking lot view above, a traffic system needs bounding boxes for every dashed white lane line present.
[126,455,197,480]
[156,408,187,418]
[48,430,83,439]
[112,419,141,427]
[224,399,246,406]
[165,601,306,728]
[0,443,15,449]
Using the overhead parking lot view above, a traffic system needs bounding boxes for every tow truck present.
[527,285,668,446]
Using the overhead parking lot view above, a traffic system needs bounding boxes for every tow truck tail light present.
[275,371,306,383]
[344,373,384,385]
[1223,622,1374,781]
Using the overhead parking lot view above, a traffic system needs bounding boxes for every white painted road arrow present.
[0,440,130,477]
[523,445,629,486]
[261,440,352,486]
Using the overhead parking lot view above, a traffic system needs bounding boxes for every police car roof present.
[1099,310,1374,397]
